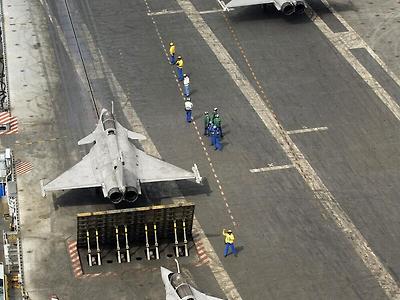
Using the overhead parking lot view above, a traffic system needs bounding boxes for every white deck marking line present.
[178,0,400,298]
[307,5,400,128]
[148,8,224,16]
[250,164,294,173]
[147,9,183,16]
[287,126,328,135]
[199,9,224,15]
[322,0,400,92]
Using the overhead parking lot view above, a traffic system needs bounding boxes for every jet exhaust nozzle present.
[274,0,295,15]
[124,186,139,203]
[295,0,306,14]
[108,187,123,204]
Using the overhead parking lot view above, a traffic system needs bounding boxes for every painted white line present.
[178,0,400,298]
[147,8,224,16]
[199,9,224,15]
[147,9,183,16]
[308,3,400,128]
[287,126,328,135]
[250,164,294,173]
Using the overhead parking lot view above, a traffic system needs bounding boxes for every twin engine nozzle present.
[108,186,138,204]
[274,0,306,15]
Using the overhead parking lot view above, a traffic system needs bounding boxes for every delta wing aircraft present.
[43,109,202,204]
[161,266,222,300]
[219,0,306,15]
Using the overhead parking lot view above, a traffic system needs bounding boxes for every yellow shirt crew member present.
[169,44,175,56]
[175,56,184,81]
[176,57,184,69]
[223,229,237,257]
[169,42,176,64]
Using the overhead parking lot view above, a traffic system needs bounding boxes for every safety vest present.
[169,45,175,55]
[224,232,235,244]
[176,59,184,68]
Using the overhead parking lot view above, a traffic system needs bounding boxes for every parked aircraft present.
[219,0,307,15]
[43,109,201,203]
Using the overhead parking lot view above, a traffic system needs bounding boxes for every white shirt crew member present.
[183,75,190,86]
[184,99,193,111]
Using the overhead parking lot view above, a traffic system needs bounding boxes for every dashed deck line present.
[174,0,400,298]
[15,160,33,175]
[144,1,241,299]
[0,111,18,135]
[145,0,236,228]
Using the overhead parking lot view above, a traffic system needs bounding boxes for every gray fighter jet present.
[43,109,202,204]
[161,265,222,300]
[219,0,306,15]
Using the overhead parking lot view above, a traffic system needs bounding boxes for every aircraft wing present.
[136,150,198,183]
[43,153,102,192]
[225,0,274,8]
[191,287,223,300]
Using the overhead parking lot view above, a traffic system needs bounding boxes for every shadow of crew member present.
[204,111,210,135]
[223,228,237,257]
[214,126,222,151]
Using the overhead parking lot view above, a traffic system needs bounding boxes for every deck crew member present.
[176,56,184,81]
[183,74,190,97]
[169,42,176,64]
[223,229,237,257]
[184,97,193,123]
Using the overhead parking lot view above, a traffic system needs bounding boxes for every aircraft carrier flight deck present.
[0,0,400,299]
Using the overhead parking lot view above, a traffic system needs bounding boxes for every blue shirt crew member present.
[183,74,190,97]
[223,229,237,257]
[209,124,216,145]
[204,112,210,136]
[214,126,222,151]
[176,56,184,81]
[184,97,193,123]
[213,114,223,138]
[169,42,176,64]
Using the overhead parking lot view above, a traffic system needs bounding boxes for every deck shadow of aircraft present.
[308,0,358,15]
[140,178,212,201]
[53,188,110,208]
[53,179,211,208]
